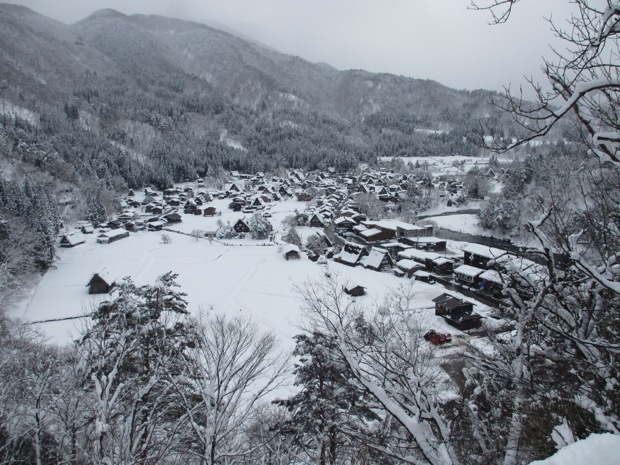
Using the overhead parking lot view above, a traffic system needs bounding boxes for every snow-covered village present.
[1,1,620,465]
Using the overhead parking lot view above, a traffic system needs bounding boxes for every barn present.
[87,272,116,294]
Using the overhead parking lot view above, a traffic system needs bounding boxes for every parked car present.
[423,330,452,345]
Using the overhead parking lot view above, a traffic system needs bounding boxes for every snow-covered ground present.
[529,433,620,465]
[13,198,492,351]
[428,213,484,235]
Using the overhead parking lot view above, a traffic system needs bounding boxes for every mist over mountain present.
[0,3,509,190]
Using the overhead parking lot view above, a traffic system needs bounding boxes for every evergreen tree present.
[281,226,302,247]
[78,272,193,464]
[276,331,379,465]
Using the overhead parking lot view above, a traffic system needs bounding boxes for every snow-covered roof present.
[479,269,502,284]
[335,241,366,265]
[414,236,445,243]
[282,244,301,255]
[334,216,357,225]
[398,249,441,261]
[61,232,85,246]
[413,270,431,277]
[359,228,382,238]
[396,259,420,271]
[360,248,390,269]
[90,270,116,286]
[363,219,422,232]
[462,243,509,260]
[454,264,485,278]
[98,228,129,238]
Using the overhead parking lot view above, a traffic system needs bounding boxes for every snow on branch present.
[593,4,620,47]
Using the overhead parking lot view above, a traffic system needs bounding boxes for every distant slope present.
[0,4,511,193]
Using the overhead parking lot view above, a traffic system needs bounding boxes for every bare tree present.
[0,320,67,465]
[472,1,620,167]
[297,275,460,465]
[462,4,620,461]
[171,313,289,465]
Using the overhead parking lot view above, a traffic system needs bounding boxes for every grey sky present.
[7,0,575,94]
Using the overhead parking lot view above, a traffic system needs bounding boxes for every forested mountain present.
[0,3,510,188]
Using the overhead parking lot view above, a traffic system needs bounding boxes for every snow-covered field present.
[429,213,484,235]
[13,198,484,351]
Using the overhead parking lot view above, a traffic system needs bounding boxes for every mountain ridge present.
[0,3,508,192]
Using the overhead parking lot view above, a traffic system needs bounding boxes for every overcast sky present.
[8,0,576,95]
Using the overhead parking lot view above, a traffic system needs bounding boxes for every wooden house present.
[309,213,327,228]
[381,242,412,259]
[163,212,182,224]
[478,269,504,297]
[413,270,435,283]
[357,226,385,242]
[233,219,251,234]
[432,293,474,316]
[443,310,482,331]
[431,293,482,331]
[396,259,425,278]
[87,272,116,294]
[462,244,510,270]
[454,265,484,287]
[60,232,85,248]
[96,229,129,244]
[203,206,217,217]
[431,257,454,275]
[403,236,447,252]
[397,249,453,275]
[124,220,145,232]
[334,241,368,267]
[80,224,94,234]
[360,247,394,271]
[147,221,165,232]
[279,186,292,197]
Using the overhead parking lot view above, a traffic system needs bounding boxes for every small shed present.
[282,244,301,260]
[87,272,116,294]
[344,284,366,297]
